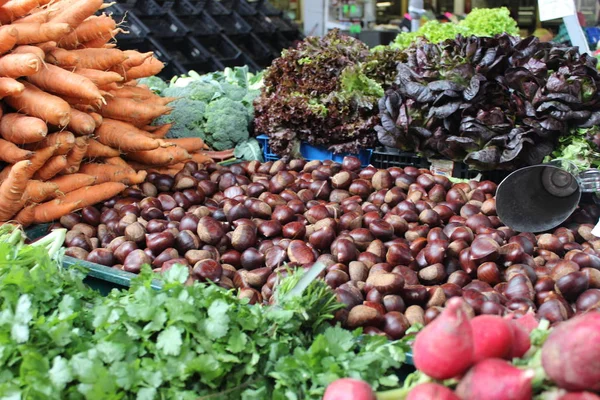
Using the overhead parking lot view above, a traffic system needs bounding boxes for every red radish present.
[413,297,474,380]
[512,312,539,335]
[508,319,531,359]
[560,393,600,400]
[456,359,534,400]
[471,315,514,362]
[407,383,460,400]
[542,312,600,392]
[323,378,376,400]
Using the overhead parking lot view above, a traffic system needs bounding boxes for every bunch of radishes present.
[323,298,600,399]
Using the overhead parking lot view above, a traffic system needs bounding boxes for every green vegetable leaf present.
[234,138,264,162]
[157,326,183,356]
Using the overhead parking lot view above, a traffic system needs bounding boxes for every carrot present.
[50,0,103,28]
[0,160,31,220]
[121,50,153,70]
[143,123,172,139]
[0,53,41,78]
[27,63,103,103]
[11,45,45,59]
[198,149,235,161]
[5,81,71,126]
[58,14,116,48]
[33,154,66,180]
[127,162,181,176]
[24,144,56,176]
[0,0,41,24]
[58,181,126,208]
[191,152,214,165]
[166,138,207,153]
[126,146,191,166]
[31,197,82,223]
[123,57,164,80]
[60,95,102,109]
[67,48,126,70]
[0,138,33,163]
[103,156,130,168]
[99,96,171,125]
[0,26,18,55]
[79,163,146,184]
[0,77,23,97]
[96,118,161,152]
[67,107,95,135]
[108,85,156,100]
[88,112,102,127]
[73,67,123,86]
[63,136,87,173]
[13,22,72,45]
[24,180,58,202]
[85,138,120,158]
[14,204,35,227]
[49,172,95,195]
[24,131,75,155]
[0,113,47,144]
[44,45,79,66]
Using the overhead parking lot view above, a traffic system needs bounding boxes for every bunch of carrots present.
[0,0,220,227]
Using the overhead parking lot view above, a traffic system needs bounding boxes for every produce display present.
[141,67,264,161]
[0,0,213,226]
[545,126,600,171]
[53,157,600,339]
[392,7,520,50]
[377,34,600,170]
[254,29,404,158]
[0,224,406,398]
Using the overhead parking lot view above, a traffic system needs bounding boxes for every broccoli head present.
[159,98,207,140]
[162,80,220,103]
[137,76,168,93]
[203,97,251,150]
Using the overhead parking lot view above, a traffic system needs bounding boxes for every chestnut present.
[192,259,222,282]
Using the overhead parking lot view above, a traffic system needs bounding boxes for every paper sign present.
[538,0,576,21]
[591,218,600,238]
[429,159,454,177]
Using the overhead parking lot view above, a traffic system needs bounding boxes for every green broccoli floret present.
[158,98,207,140]
[241,89,261,115]
[137,76,168,93]
[203,97,251,150]
[162,80,220,103]
[220,82,247,102]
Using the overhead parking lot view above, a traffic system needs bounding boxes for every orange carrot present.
[5,81,71,127]
[191,152,214,165]
[79,163,146,184]
[0,53,41,78]
[198,149,234,161]
[33,154,66,180]
[49,172,95,195]
[108,85,156,100]
[103,156,130,168]
[24,144,56,176]
[0,26,18,55]
[88,112,102,127]
[63,136,87,173]
[27,63,103,101]
[127,162,182,175]
[0,113,47,144]
[31,198,82,223]
[24,180,58,202]
[67,107,96,135]
[73,67,123,86]
[60,95,102,109]
[99,96,171,125]
[96,118,161,152]
[66,48,126,70]
[11,45,46,60]
[165,138,207,153]
[14,204,35,226]
[121,50,153,70]
[24,131,75,155]
[50,0,103,28]
[58,181,126,207]
[58,14,116,48]
[0,159,31,220]
[0,77,24,97]
[44,45,79,66]
[0,138,33,163]
[85,138,120,158]
[0,0,42,24]
[13,22,72,45]
[123,57,164,80]
[143,123,172,139]
[126,146,191,166]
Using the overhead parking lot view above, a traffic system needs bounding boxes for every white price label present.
[429,159,454,177]
[592,218,600,238]
[538,0,576,21]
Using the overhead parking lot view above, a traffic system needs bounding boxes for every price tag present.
[429,159,454,177]
[592,218,600,238]
[538,0,575,21]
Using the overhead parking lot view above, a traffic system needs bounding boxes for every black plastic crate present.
[250,0,282,16]
[161,0,201,15]
[267,15,297,32]
[171,57,226,74]
[212,11,252,34]
[371,147,430,169]
[119,0,166,15]
[255,31,296,57]
[158,36,211,64]
[452,163,512,184]
[194,34,242,61]
[105,4,151,42]
[227,33,273,67]
[198,0,231,15]
[139,11,189,38]
[116,36,172,63]
[243,13,277,33]
[219,0,256,15]
[219,53,260,71]
[178,11,223,36]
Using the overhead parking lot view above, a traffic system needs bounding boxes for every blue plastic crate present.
[257,134,372,167]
